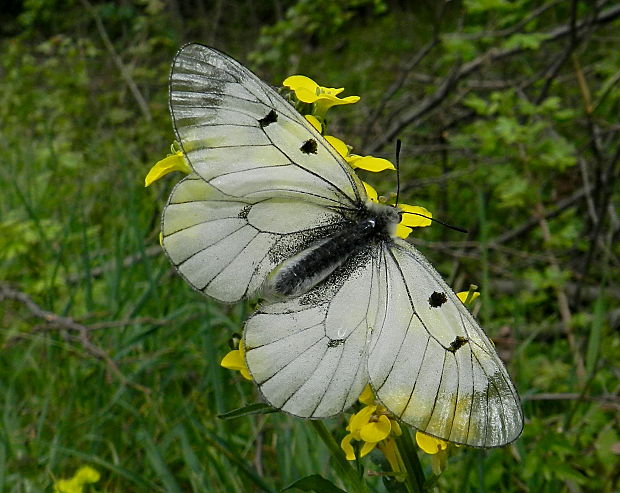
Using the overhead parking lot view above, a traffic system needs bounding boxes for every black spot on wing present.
[300,138,318,154]
[447,336,469,353]
[429,291,447,308]
[258,109,278,127]
[327,338,345,348]
[238,205,251,219]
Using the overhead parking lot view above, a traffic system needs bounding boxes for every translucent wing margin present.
[243,247,381,418]
[170,43,365,207]
[162,175,350,303]
[368,239,523,447]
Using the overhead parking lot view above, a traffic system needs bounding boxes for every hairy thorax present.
[262,201,400,299]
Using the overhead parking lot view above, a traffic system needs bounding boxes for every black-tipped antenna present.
[394,139,466,234]
[401,211,469,234]
[395,139,402,206]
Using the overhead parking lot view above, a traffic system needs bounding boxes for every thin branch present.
[534,0,581,104]
[367,2,620,152]
[533,200,586,385]
[66,244,162,284]
[1,283,150,394]
[402,164,476,190]
[362,39,439,146]
[80,0,152,122]
[489,185,593,246]
[523,392,620,412]
[578,157,599,223]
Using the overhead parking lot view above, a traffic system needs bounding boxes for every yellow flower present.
[363,182,379,202]
[220,339,252,381]
[340,385,402,462]
[145,149,191,187]
[457,288,480,305]
[416,431,450,475]
[305,114,323,132]
[415,431,449,455]
[325,135,396,173]
[396,204,433,239]
[284,75,360,119]
[54,466,100,493]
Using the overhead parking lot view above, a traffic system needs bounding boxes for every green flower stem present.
[309,421,370,493]
[395,428,425,493]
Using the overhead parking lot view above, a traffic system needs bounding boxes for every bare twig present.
[489,185,593,246]
[523,392,620,412]
[402,164,476,190]
[67,244,162,284]
[533,201,586,385]
[362,39,439,146]
[80,0,152,121]
[367,3,620,152]
[578,157,599,223]
[1,283,150,394]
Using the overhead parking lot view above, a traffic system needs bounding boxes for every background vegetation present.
[1,0,619,491]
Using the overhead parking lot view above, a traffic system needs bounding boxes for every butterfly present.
[161,43,523,447]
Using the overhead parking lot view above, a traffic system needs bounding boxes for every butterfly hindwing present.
[162,175,351,303]
[244,245,380,418]
[169,44,365,207]
[367,239,523,447]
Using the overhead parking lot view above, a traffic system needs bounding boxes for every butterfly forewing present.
[169,44,365,207]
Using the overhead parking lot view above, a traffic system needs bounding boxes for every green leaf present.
[554,463,589,484]
[502,33,549,51]
[217,403,278,420]
[282,475,348,493]
[465,0,516,13]
[442,35,478,61]
[463,94,497,115]
[138,429,183,493]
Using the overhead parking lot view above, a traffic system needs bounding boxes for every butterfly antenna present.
[395,139,466,234]
[395,139,402,206]
[401,211,468,234]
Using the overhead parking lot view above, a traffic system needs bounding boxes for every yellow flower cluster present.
[340,385,402,465]
[283,75,360,120]
[340,384,453,477]
[54,466,100,493]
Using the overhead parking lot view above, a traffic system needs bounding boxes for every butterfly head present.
[364,200,401,238]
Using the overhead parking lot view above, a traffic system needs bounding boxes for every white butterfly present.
[161,43,523,447]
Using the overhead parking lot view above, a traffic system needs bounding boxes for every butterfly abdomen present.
[263,204,399,299]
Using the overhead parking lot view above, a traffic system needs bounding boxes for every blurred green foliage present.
[1,0,619,491]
